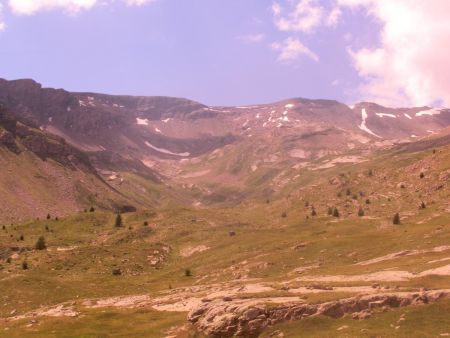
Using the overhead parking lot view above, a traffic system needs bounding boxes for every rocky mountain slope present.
[1,78,450,221]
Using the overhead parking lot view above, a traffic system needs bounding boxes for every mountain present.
[1,78,450,220]
[2,78,450,337]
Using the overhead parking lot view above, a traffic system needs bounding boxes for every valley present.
[1,79,450,337]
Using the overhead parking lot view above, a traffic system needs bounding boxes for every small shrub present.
[19,234,24,241]
[185,268,192,277]
[420,201,426,209]
[365,199,371,204]
[281,212,287,218]
[327,207,333,215]
[89,206,95,212]
[6,257,11,264]
[112,268,122,276]
[346,188,351,196]
[337,192,342,198]
[352,194,358,200]
[393,213,401,225]
[420,172,425,179]
[144,221,149,226]
[304,201,309,207]
[358,207,365,217]
[35,236,46,250]
[46,214,51,220]
[311,209,317,217]
[368,169,373,176]
[22,261,28,270]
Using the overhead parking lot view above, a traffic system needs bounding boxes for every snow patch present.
[144,141,190,157]
[48,117,53,123]
[78,100,86,107]
[136,118,149,126]
[404,113,412,119]
[162,118,171,123]
[359,108,381,138]
[376,113,396,118]
[416,108,442,116]
[285,103,294,108]
[155,127,162,134]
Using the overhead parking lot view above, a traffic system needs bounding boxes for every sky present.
[0,0,449,107]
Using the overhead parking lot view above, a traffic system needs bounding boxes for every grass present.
[1,142,450,336]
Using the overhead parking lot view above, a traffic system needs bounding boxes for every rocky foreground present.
[188,290,450,337]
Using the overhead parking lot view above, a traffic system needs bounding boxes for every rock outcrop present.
[188,290,450,337]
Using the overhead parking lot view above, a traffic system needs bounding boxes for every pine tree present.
[35,236,46,250]
[333,208,340,218]
[393,213,401,225]
[115,213,123,227]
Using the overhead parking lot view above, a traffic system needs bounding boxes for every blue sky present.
[0,1,447,107]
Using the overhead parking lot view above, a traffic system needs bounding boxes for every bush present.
[185,268,192,277]
[368,169,373,176]
[46,214,51,220]
[358,207,365,217]
[333,208,340,218]
[420,172,425,179]
[22,261,28,270]
[19,234,24,241]
[311,209,317,216]
[327,207,333,215]
[304,201,309,207]
[112,268,122,276]
[420,201,426,209]
[89,206,95,212]
[115,213,123,227]
[365,199,371,204]
[393,213,401,225]
[346,188,351,196]
[35,236,46,250]
[144,221,149,226]
[281,212,287,218]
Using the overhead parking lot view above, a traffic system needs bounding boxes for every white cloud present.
[7,0,156,15]
[9,0,98,15]
[125,0,155,6]
[272,0,342,33]
[237,33,265,44]
[271,37,319,62]
[340,0,450,107]
[272,0,324,33]
[326,7,342,27]
[0,3,5,31]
